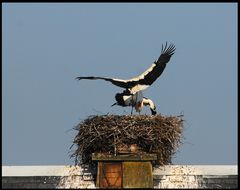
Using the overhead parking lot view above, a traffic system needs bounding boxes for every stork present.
[76,42,175,115]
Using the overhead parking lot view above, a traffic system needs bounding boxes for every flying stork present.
[76,42,175,115]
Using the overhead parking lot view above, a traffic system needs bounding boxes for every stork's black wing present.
[75,76,137,89]
[76,42,175,92]
[130,42,175,86]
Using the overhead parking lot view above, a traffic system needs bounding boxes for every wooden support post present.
[92,153,157,189]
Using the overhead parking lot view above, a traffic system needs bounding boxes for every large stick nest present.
[71,114,184,167]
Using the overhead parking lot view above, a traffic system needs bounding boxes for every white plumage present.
[76,42,175,115]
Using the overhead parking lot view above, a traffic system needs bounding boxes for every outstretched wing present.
[126,42,175,92]
[75,76,137,89]
[76,42,175,92]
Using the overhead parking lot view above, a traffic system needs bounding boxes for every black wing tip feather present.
[75,76,95,80]
[75,76,87,80]
[161,42,176,56]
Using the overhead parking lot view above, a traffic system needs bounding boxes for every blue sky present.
[2,3,237,165]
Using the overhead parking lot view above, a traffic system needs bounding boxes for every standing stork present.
[76,42,175,115]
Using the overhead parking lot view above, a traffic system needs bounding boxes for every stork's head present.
[151,108,157,115]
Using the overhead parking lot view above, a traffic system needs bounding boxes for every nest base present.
[71,114,184,167]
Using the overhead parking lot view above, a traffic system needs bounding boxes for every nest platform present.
[71,114,184,167]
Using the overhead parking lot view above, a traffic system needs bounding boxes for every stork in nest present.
[76,42,175,115]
